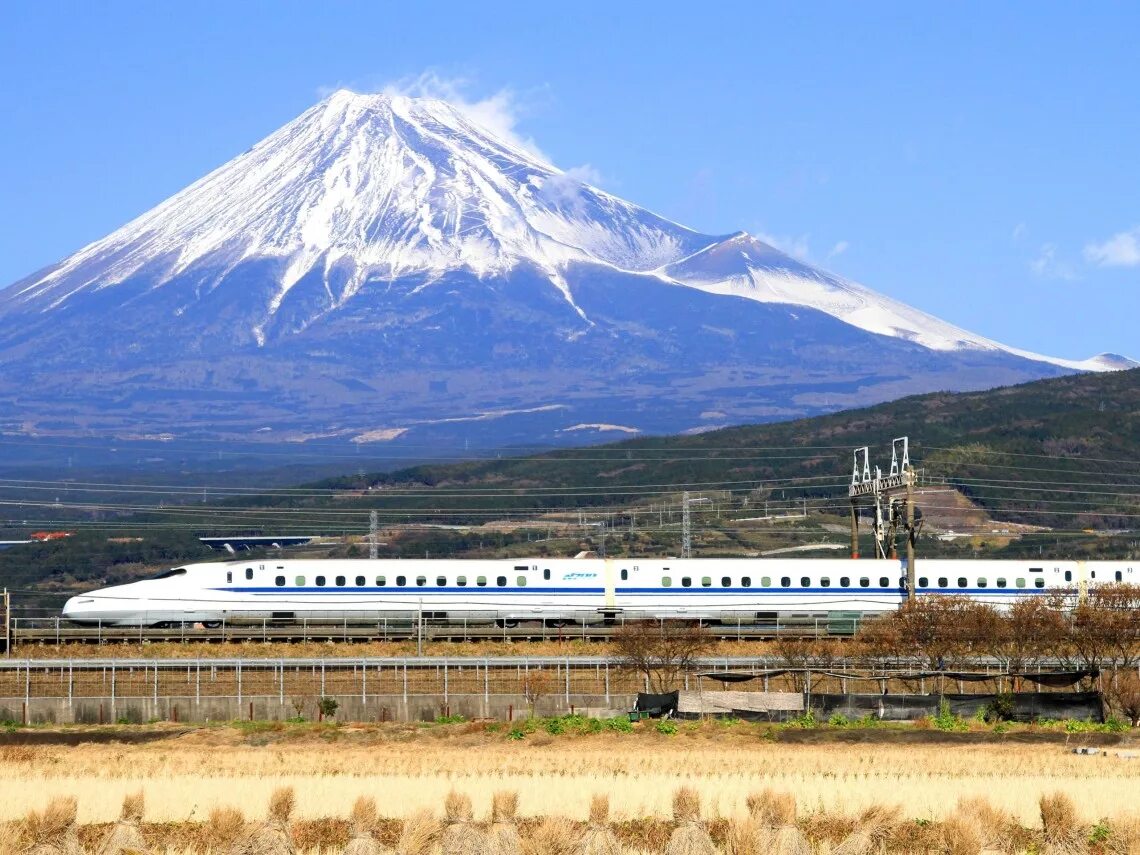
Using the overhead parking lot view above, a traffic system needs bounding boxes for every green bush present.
[983,692,1016,723]
[655,719,678,735]
[435,714,466,724]
[828,713,850,728]
[605,715,634,733]
[784,710,817,729]
[317,697,339,719]
[933,699,968,732]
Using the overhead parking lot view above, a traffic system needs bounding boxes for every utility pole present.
[369,510,379,560]
[2,588,9,657]
[681,491,692,559]
[849,438,920,603]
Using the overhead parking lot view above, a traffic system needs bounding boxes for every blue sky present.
[2,2,1137,360]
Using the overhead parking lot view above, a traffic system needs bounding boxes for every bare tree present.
[612,620,716,692]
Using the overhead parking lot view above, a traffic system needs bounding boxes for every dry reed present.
[203,806,246,852]
[488,791,522,855]
[831,804,900,855]
[580,795,622,855]
[520,816,579,855]
[97,791,149,855]
[16,797,83,855]
[396,810,442,855]
[1039,793,1088,855]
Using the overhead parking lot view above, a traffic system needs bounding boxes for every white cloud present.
[825,240,849,260]
[1011,222,1028,242]
[755,231,811,261]
[537,164,605,213]
[1084,227,1140,267]
[1029,243,1078,281]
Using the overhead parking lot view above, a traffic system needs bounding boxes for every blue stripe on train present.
[214,586,1045,596]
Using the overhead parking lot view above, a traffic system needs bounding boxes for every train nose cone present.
[62,597,79,619]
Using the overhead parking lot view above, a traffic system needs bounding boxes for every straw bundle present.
[664,788,716,855]
[17,797,83,855]
[831,805,900,855]
[938,813,983,855]
[1040,793,1089,855]
[396,810,442,855]
[203,806,247,852]
[580,795,622,855]
[488,791,522,855]
[232,786,297,855]
[742,790,808,855]
[344,796,394,855]
[724,815,765,855]
[98,791,150,855]
[433,792,490,855]
[955,796,1018,854]
[520,817,579,855]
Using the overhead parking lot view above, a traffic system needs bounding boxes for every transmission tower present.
[681,491,692,559]
[369,510,379,560]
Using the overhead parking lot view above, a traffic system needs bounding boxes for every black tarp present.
[697,670,1098,687]
[808,692,1103,722]
[635,691,679,717]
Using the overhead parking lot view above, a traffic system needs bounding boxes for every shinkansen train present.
[60,557,1139,627]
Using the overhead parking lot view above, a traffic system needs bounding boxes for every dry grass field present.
[2,722,1140,853]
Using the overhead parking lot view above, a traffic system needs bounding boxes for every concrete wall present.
[0,694,637,725]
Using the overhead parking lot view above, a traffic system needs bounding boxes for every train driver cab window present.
[781,577,791,588]
[621,569,629,581]
[275,575,286,587]
[437,576,447,587]
[820,577,831,588]
[938,577,948,588]
[662,577,672,588]
[355,576,366,587]
[477,576,487,587]
[295,576,305,586]
[457,576,467,587]
[226,571,233,583]
[840,577,850,588]
[760,576,770,587]
[800,576,811,588]
[859,577,870,588]
[316,576,326,587]
[721,576,731,587]
[376,576,386,586]
[497,576,507,587]
[702,577,712,588]
[245,568,254,580]
[517,576,527,587]
[918,577,928,588]
[1016,578,1026,588]
[1035,578,1045,588]
[1064,570,1072,582]
[977,577,988,588]
[996,578,1007,588]
[681,577,692,588]
[335,576,346,587]
[742,576,752,588]
[396,576,406,587]
[416,576,427,587]
[543,569,551,580]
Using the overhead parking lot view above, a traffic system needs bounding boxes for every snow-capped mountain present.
[0,90,1131,448]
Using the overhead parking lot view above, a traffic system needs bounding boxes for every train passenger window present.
[701,577,712,587]
[996,578,1007,589]
[1016,578,1026,589]
[722,576,731,587]
[918,577,928,588]
[958,577,968,588]
[335,576,346,587]
[295,576,305,586]
[938,577,948,588]
[245,568,254,580]
[840,577,850,588]
[497,576,507,587]
[517,576,527,587]
[761,577,771,587]
[226,571,232,583]
[1092,571,1097,579]
[396,576,406,587]
[415,576,426,587]
[621,569,629,581]
[275,576,285,587]
[662,577,672,588]
[543,569,551,580]
[1064,570,1072,582]
[356,576,366,587]
[781,577,791,588]
[1035,578,1045,588]
[859,577,870,588]
[800,576,811,588]
[437,576,447,587]
[477,576,487,587]
[879,577,890,587]
[742,577,752,588]
[376,576,386,586]
[820,577,831,588]
[316,576,326,587]
[457,576,467,587]
[681,577,692,588]
[977,578,987,588]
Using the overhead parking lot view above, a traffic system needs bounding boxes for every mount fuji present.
[0,90,1131,449]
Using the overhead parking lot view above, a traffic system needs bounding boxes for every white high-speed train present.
[61,557,1138,627]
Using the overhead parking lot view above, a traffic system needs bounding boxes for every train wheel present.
[201,621,222,629]
[496,619,519,629]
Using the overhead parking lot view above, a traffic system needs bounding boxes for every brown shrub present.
[1040,793,1088,855]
